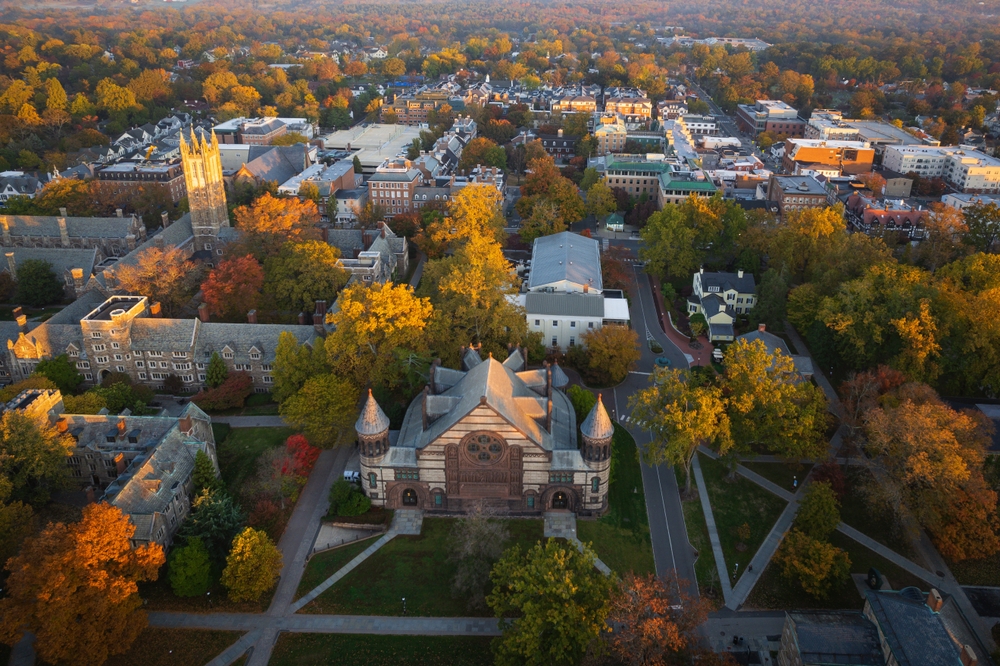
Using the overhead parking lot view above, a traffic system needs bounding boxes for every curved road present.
[607,255,699,598]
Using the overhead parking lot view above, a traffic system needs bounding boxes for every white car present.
[343,470,360,484]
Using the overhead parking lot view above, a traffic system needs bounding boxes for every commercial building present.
[383,90,458,125]
[941,192,1000,210]
[657,99,688,121]
[766,174,829,216]
[601,157,717,206]
[320,123,424,174]
[882,145,1000,194]
[95,159,187,203]
[593,114,628,155]
[805,111,939,163]
[212,116,314,145]
[736,100,805,136]
[845,193,928,240]
[366,158,422,218]
[677,114,719,137]
[782,138,875,177]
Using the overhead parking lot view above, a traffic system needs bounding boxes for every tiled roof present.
[581,393,614,441]
[786,612,882,666]
[6,247,97,279]
[863,589,968,666]
[130,319,198,352]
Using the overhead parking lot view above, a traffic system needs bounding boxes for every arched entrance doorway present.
[100,369,112,381]
[552,491,568,509]
[402,488,418,506]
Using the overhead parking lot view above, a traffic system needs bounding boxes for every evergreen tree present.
[192,449,220,494]
[206,352,228,389]
[176,488,246,564]
[15,259,63,307]
[167,537,212,597]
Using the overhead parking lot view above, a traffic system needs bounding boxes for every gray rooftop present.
[356,389,390,436]
[786,611,882,665]
[524,292,605,317]
[772,175,827,196]
[581,393,614,441]
[5,247,97,279]
[700,270,756,294]
[0,214,139,239]
[527,232,603,292]
[863,589,965,666]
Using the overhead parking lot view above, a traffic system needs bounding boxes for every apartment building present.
[601,158,717,207]
[782,138,875,176]
[593,114,628,155]
[551,96,597,114]
[95,159,187,203]
[366,158,422,217]
[883,145,1000,194]
[766,175,829,216]
[603,97,652,125]
[383,90,455,125]
[736,100,805,136]
[678,114,719,137]
[657,99,688,120]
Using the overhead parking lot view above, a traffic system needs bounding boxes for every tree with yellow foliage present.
[113,245,202,316]
[417,185,506,258]
[221,527,282,602]
[325,282,434,388]
[0,503,164,666]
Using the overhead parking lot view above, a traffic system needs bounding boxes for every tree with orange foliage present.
[838,365,907,437]
[232,192,321,259]
[862,382,1000,561]
[201,254,265,322]
[113,245,202,316]
[605,573,722,666]
[0,503,164,666]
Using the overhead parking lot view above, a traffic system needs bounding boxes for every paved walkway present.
[211,415,287,427]
[646,273,714,366]
[151,611,501,636]
[407,252,427,288]
[690,454,733,604]
[545,512,613,576]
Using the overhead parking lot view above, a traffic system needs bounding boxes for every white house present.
[687,268,756,342]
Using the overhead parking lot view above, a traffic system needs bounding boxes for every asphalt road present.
[607,257,699,597]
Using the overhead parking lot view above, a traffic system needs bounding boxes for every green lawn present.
[215,426,295,494]
[139,567,276,613]
[698,453,787,584]
[744,530,929,611]
[674,466,722,607]
[296,535,381,600]
[576,425,655,576]
[741,462,813,492]
[269,634,494,666]
[839,466,917,560]
[104,629,242,666]
[301,517,545,617]
[204,392,280,416]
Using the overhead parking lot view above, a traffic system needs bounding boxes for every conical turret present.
[581,393,614,442]
[356,388,390,436]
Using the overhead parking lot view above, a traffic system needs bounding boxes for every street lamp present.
[402,597,407,616]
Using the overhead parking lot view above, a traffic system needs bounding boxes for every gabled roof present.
[527,232,602,292]
[699,270,756,294]
[5,247,97,279]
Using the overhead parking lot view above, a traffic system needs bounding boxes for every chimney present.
[557,128,563,137]
[737,269,744,279]
[198,303,210,322]
[298,312,307,325]
[57,217,70,247]
[422,386,429,430]
[56,418,68,432]
[312,311,324,334]
[59,207,68,217]
[758,323,766,333]
[115,453,126,475]
[71,267,85,291]
[927,588,944,613]
[546,396,553,431]
[0,216,9,244]
[545,361,552,397]
[179,415,192,433]
[247,310,258,324]
[149,301,162,318]
[5,252,15,275]
[316,300,328,316]
[960,645,978,666]
[16,314,28,334]
[161,211,170,228]
[12,306,22,320]
[429,358,440,394]
[154,234,165,249]
[115,208,123,218]
[583,283,588,294]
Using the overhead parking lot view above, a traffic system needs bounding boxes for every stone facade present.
[180,130,230,253]
[356,347,612,516]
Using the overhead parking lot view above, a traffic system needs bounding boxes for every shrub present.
[191,372,254,411]
[811,462,846,500]
[567,385,596,426]
[162,374,184,394]
[168,537,212,597]
[285,434,320,475]
[327,478,371,517]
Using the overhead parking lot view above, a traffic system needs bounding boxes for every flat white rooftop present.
[320,124,423,170]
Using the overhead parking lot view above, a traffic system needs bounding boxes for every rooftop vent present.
[110,308,126,317]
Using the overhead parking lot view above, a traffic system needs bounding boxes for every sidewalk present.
[645,273,714,366]
[691,454,733,605]
[211,415,287,428]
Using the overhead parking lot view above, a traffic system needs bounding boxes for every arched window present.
[368,472,377,489]
[586,445,593,459]
[603,445,608,460]
[591,477,600,493]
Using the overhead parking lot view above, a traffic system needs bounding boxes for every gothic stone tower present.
[180,129,229,252]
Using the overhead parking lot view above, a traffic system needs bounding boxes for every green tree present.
[777,529,851,599]
[640,207,701,281]
[579,167,600,191]
[353,155,363,174]
[263,241,349,317]
[272,332,331,405]
[487,539,612,666]
[629,368,732,493]
[270,132,310,146]
[221,527,283,602]
[176,488,246,564]
[723,339,828,460]
[280,374,358,448]
[585,180,617,219]
[15,259,64,307]
[0,377,57,403]
[167,537,212,597]
[206,352,228,389]
[192,449,220,494]
[0,477,33,564]
[62,392,107,415]
[0,410,73,504]
[962,201,1000,252]
[749,268,789,333]
[795,481,841,540]
[34,355,83,394]
[566,385,596,426]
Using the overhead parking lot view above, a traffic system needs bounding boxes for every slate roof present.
[4,247,97,279]
[192,322,317,362]
[863,589,967,666]
[523,292,605,317]
[700,270,756,294]
[581,393,614,441]
[130,319,198,352]
[785,611,882,665]
[0,175,42,197]
[240,144,309,184]
[108,433,194,514]
[356,389,391,435]
[528,232,602,292]
[0,214,138,239]
[397,358,577,453]
[327,229,366,256]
